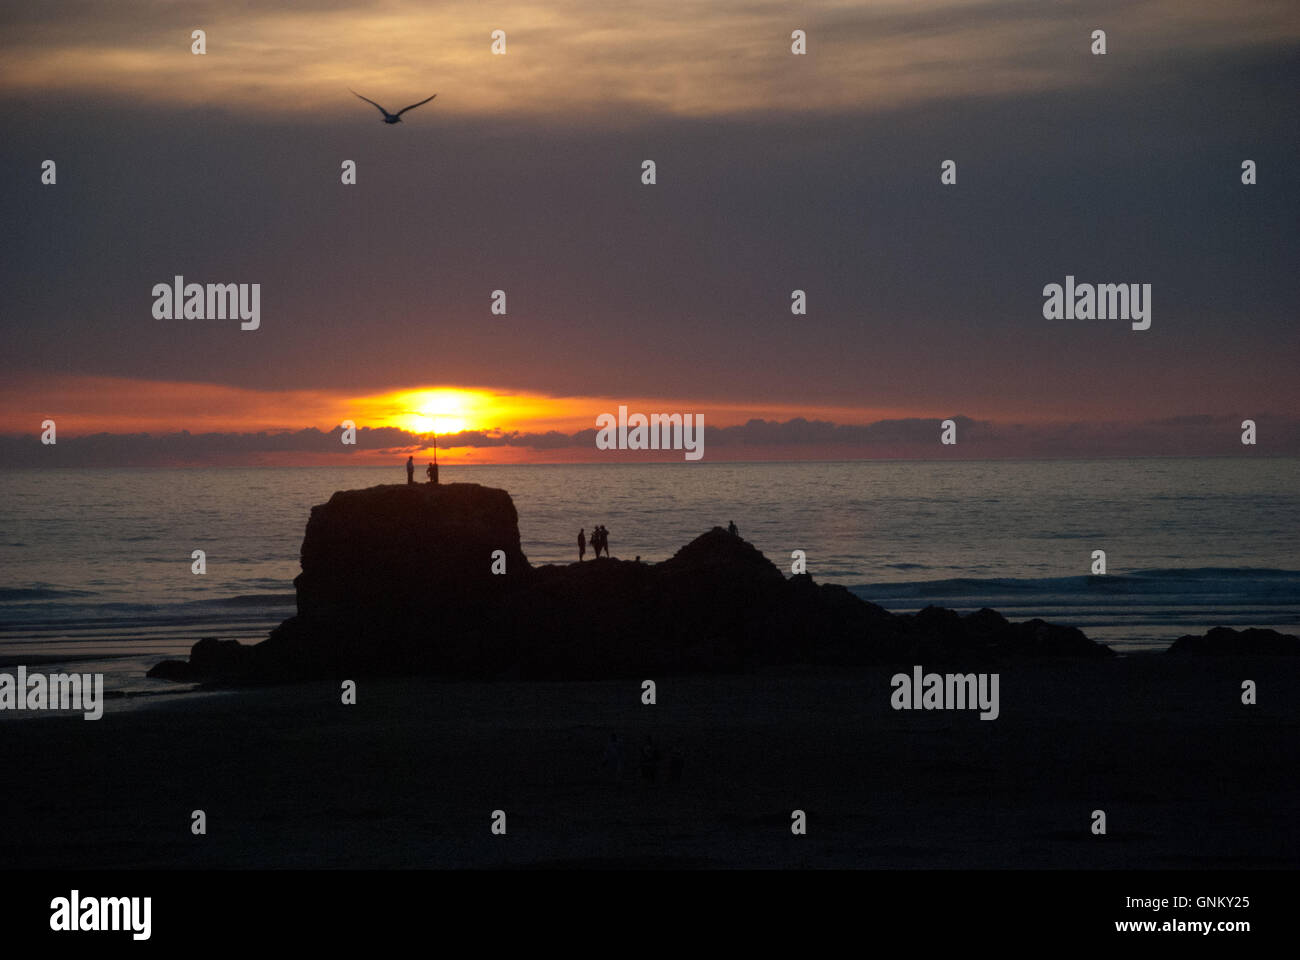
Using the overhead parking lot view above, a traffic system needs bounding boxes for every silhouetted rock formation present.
[150,482,1118,685]
[148,637,255,682]
[295,482,527,636]
[1167,626,1300,656]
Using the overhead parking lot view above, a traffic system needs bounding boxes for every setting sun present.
[351,387,588,441]
[371,389,485,435]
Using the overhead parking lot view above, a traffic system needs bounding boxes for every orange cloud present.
[0,374,951,463]
[2,0,1294,120]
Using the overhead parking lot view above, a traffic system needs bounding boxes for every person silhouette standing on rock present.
[405,456,414,485]
[578,528,587,562]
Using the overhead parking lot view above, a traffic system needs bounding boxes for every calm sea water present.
[1,459,1297,690]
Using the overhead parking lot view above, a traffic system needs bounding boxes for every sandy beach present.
[4,653,1296,869]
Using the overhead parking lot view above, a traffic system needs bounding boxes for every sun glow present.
[355,387,582,439]
[386,389,477,435]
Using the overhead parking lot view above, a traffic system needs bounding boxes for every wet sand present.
[3,654,1297,869]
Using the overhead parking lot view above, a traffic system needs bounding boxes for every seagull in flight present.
[350,90,437,124]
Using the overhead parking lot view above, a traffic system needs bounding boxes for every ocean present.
[1,459,1297,693]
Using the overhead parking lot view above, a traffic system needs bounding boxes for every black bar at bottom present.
[2,869,1283,947]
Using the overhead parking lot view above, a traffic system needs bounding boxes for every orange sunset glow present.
[356,388,571,437]
[3,373,969,464]
[4,0,1298,471]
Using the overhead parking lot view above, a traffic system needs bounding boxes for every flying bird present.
[350,90,437,124]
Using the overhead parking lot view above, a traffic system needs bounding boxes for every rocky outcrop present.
[1167,626,1300,656]
[149,482,1116,685]
[294,482,528,626]
[148,637,257,682]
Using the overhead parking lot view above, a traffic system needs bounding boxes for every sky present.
[2,0,1297,464]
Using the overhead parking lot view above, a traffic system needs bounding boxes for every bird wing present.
[395,94,437,116]
[350,90,392,116]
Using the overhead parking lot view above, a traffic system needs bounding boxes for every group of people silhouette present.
[601,733,684,786]
[400,456,737,569]
[405,455,437,485]
[578,525,609,561]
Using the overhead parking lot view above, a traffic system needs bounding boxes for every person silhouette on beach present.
[578,528,587,562]
[640,735,659,784]
[728,520,738,536]
[426,461,437,484]
[599,525,610,558]
[602,733,623,782]
[405,456,414,485]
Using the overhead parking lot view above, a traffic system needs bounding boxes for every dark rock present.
[295,481,529,626]
[146,659,193,682]
[996,618,1107,659]
[1167,626,1300,656]
[147,636,255,681]
[151,483,1119,684]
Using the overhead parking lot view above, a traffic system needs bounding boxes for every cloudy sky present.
[2,0,1297,463]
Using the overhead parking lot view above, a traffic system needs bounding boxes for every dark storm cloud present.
[707,416,984,445]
